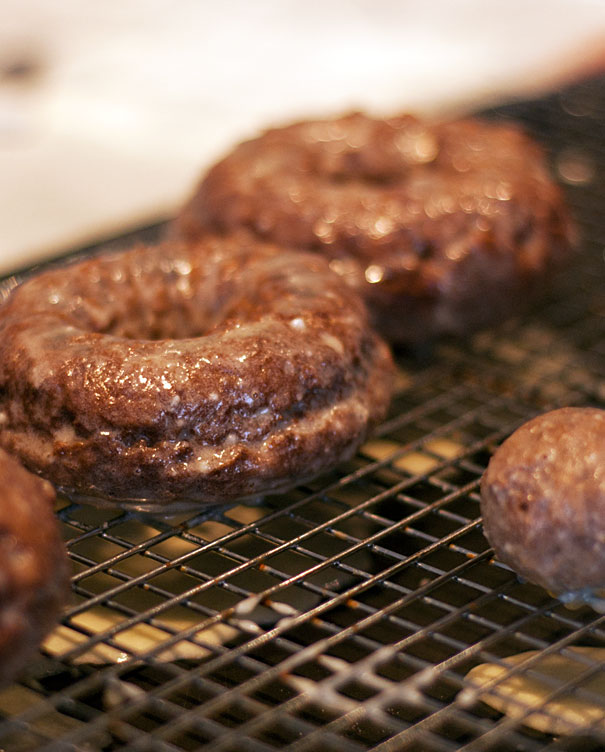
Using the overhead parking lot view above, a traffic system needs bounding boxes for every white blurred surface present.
[1,0,605,273]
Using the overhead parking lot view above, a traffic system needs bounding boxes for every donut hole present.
[61,264,246,343]
[9,243,268,344]
[320,160,402,186]
[84,291,233,342]
[98,311,211,341]
[314,145,422,186]
[307,113,440,184]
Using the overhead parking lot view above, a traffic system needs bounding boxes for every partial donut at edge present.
[0,448,69,687]
[481,407,605,597]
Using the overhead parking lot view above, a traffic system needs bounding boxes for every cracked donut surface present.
[0,234,393,508]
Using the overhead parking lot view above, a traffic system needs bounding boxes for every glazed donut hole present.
[481,407,605,609]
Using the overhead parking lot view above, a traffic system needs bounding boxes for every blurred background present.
[1,0,605,274]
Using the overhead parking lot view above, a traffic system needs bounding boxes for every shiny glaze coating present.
[0,234,394,507]
[176,112,575,345]
[0,449,69,686]
[481,408,605,596]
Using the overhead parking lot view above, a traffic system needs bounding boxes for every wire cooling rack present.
[2,76,605,752]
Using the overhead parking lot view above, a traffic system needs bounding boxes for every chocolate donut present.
[0,448,69,686]
[0,234,393,509]
[481,408,605,600]
[175,112,575,345]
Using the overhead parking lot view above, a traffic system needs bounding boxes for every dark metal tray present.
[2,76,605,751]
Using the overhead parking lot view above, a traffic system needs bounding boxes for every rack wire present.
[1,76,605,751]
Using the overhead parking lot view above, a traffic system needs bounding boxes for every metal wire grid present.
[1,77,605,751]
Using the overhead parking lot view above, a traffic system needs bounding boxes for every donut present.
[175,112,575,345]
[0,448,69,686]
[481,407,605,599]
[0,234,394,509]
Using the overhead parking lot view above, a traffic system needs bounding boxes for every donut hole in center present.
[99,309,214,341]
[74,275,250,342]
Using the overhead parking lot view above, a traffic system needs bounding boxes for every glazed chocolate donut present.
[481,408,605,601]
[0,448,69,686]
[0,234,393,509]
[175,112,575,345]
